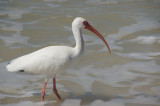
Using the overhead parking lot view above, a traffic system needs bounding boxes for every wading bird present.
[6,17,111,101]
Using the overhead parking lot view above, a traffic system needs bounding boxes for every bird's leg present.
[41,81,47,101]
[53,77,61,101]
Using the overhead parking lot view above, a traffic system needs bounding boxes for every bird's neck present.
[72,25,84,56]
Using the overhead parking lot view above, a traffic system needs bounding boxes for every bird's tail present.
[6,60,25,72]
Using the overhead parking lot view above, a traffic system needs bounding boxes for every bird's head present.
[72,17,87,29]
[72,17,111,54]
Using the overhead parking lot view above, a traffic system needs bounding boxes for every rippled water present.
[0,0,160,106]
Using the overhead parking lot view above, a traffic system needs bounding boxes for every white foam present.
[46,3,60,8]
[108,17,160,40]
[126,60,160,73]
[0,20,23,32]
[86,0,152,5]
[109,95,160,105]
[61,99,81,106]
[57,95,160,106]
[62,60,160,94]
[0,9,30,19]
[116,52,160,59]
[24,18,48,25]
[43,0,68,2]
[119,36,160,44]
[90,100,125,106]
[2,101,54,106]
[0,19,40,47]
[0,20,33,49]
[7,9,30,19]
[0,34,29,46]
[86,0,118,5]
[2,97,159,106]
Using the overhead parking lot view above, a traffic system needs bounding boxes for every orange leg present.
[53,77,61,100]
[41,81,47,101]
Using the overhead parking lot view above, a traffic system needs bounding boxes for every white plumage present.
[6,17,111,101]
[7,46,75,75]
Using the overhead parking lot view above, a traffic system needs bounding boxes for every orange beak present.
[84,22,111,54]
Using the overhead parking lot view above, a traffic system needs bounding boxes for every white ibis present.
[6,17,111,101]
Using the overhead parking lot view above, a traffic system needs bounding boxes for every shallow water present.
[0,0,160,106]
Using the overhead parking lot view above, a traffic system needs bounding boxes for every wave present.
[108,17,160,40]
[119,35,160,44]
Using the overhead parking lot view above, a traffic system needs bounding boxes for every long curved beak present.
[85,23,111,54]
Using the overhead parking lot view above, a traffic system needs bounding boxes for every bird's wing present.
[7,46,54,72]
[6,46,73,74]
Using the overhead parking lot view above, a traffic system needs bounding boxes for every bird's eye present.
[83,21,88,25]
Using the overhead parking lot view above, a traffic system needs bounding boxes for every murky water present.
[0,0,160,106]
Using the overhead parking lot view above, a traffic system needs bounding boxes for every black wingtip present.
[18,70,24,72]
